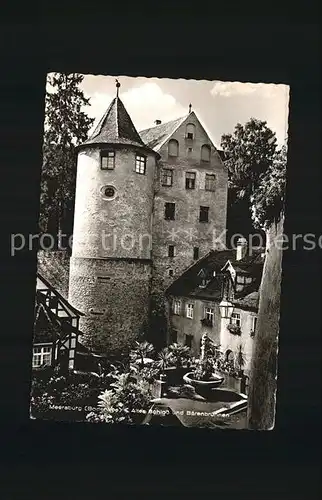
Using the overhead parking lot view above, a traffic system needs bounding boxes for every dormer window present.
[198,268,209,288]
[201,144,211,162]
[186,123,195,140]
[135,154,146,174]
[101,150,115,170]
[168,139,179,157]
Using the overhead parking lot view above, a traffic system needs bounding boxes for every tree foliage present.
[220,118,278,243]
[221,118,277,198]
[40,73,94,237]
[251,145,287,230]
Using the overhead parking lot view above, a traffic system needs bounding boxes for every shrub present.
[86,372,152,425]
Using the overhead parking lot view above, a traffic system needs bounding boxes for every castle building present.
[68,83,228,356]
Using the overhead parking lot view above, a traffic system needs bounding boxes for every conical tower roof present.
[80,96,153,151]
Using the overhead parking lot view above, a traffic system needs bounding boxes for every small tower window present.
[101,150,115,170]
[164,202,175,220]
[135,154,146,174]
[100,185,116,200]
[205,174,216,191]
[193,247,199,260]
[162,168,173,186]
[168,269,174,277]
[185,172,196,189]
[201,144,211,162]
[199,206,209,222]
[168,245,175,257]
[168,139,179,157]
[186,123,195,140]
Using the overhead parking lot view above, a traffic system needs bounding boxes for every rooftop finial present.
[116,79,120,98]
[189,103,192,113]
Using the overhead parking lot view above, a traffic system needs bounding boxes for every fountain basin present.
[183,372,224,389]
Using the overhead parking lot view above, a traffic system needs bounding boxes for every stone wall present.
[69,257,152,356]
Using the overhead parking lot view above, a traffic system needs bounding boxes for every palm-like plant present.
[130,341,154,369]
[88,372,152,424]
[155,348,173,373]
[168,343,191,368]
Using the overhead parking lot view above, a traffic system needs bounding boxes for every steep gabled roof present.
[166,249,236,300]
[166,249,264,304]
[80,97,157,154]
[139,111,224,154]
[139,115,188,151]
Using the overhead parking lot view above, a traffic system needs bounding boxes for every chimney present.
[155,119,161,125]
[236,237,247,261]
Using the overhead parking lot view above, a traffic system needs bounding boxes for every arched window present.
[226,349,234,362]
[186,123,195,140]
[168,139,179,157]
[201,144,211,162]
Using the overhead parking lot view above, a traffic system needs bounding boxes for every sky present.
[47,74,290,148]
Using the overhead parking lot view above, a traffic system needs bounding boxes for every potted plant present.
[162,343,192,386]
[227,323,241,335]
[200,317,213,327]
[183,334,224,389]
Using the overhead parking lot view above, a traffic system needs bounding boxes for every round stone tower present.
[68,83,159,356]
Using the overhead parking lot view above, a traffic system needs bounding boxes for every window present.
[251,316,257,333]
[186,172,196,189]
[201,144,211,162]
[33,346,52,368]
[101,150,115,170]
[205,174,216,191]
[185,334,193,348]
[186,303,194,319]
[173,300,181,315]
[193,247,199,260]
[231,312,241,327]
[162,168,173,186]
[199,206,209,222]
[205,307,214,324]
[164,202,175,220]
[171,330,178,343]
[135,154,146,174]
[186,123,195,140]
[169,269,174,277]
[168,139,179,157]
[168,245,175,257]
[237,275,246,284]
[103,186,115,198]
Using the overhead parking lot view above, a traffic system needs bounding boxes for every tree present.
[220,118,277,245]
[40,73,94,241]
[250,144,287,230]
